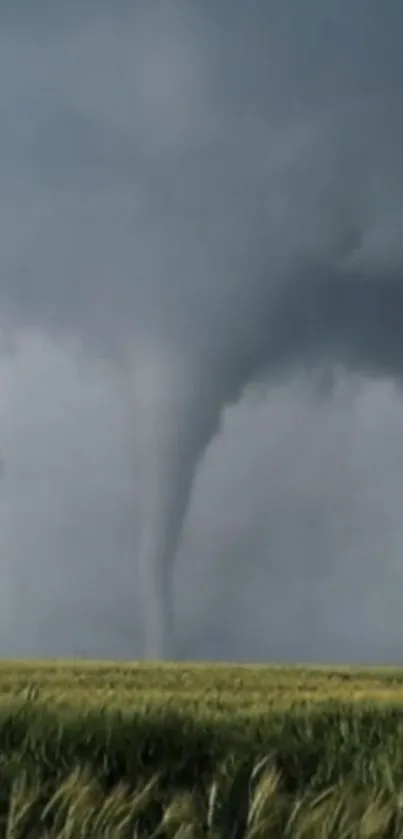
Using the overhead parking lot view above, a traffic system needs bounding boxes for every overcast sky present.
[0,0,403,663]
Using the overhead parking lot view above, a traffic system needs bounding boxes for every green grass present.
[0,661,402,835]
[4,659,403,712]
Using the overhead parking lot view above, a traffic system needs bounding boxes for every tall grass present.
[0,698,402,835]
[3,757,403,837]
[0,663,402,835]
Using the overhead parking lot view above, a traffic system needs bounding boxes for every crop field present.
[2,661,403,836]
[4,659,403,712]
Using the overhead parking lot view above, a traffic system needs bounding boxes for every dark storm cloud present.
[0,0,403,659]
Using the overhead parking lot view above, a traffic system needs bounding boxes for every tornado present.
[129,91,403,657]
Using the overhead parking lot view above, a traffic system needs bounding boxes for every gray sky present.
[1,0,403,662]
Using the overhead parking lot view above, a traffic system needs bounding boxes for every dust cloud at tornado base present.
[0,1,403,659]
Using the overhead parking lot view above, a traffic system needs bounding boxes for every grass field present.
[5,659,403,711]
[2,660,403,836]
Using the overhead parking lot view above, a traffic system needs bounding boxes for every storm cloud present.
[0,0,403,660]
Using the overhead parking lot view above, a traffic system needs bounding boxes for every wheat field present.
[4,659,403,712]
[0,661,403,836]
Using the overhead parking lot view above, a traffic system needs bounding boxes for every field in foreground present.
[1,661,403,836]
